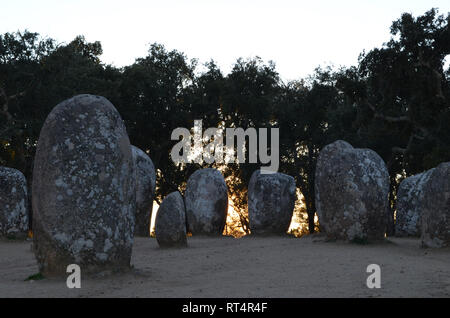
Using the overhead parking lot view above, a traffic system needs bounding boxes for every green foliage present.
[118,43,199,202]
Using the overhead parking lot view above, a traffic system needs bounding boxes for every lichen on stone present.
[32,94,136,276]
[315,140,389,242]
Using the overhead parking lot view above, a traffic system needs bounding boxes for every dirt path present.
[1,235,449,297]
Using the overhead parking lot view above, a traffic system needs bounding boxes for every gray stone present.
[248,170,296,235]
[315,140,389,241]
[131,145,156,237]
[0,167,28,238]
[421,162,450,248]
[185,168,228,235]
[395,169,434,237]
[155,191,187,248]
[32,94,136,276]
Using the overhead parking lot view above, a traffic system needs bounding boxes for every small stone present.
[0,167,28,238]
[155,191,187,248]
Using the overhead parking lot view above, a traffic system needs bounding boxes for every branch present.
[391,132,416,157]
[0,87,26,122]
[413,133,425,141]
[376,113,410,123]
[0,87,13,122]
[414,54,445,100]
[8,91,26,101]
[392,147,406,154]
[366,101,410,123]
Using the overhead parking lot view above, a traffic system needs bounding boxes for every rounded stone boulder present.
[0,167,28,238]
[421,162,450,248]
[131,145,156,237]
[32,94,136,276]
[184,168,228,235]
[248,170,296,235]
[395,169,434,237]
[155,191,187,248]
[315,140,389,241]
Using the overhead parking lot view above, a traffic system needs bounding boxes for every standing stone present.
[0,167,28,238]
[184,168,228,235]
[32,94,136,276]
[421,162,450,248]
[155,191,187,248]
[131,145,156,237]
[248,170,296,235]
[315,140,389,241]
[395,169,434,237]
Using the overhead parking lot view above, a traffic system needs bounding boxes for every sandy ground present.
[0,235,449,298]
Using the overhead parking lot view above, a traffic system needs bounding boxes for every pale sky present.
[1,0,449,81]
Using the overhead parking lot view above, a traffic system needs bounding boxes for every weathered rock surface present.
[155,191,187,248]
[0,167,28,238]
[315,140,389,241]
[248,170,296,235]
[421,162,450,248]
[395,169,434,237]
[131,145,156,237]
[32,94,136,276]
[184,168,228,235]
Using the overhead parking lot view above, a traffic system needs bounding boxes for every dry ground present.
[0,235,449,297]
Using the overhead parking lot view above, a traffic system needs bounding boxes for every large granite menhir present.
[132,145,156,237]
[32,94,136,276]
[421,162,450,248]
[395,169,434,237]
[248,170,296,235]
[184,168,228,236]
[0,166,28,238]
[315,140,389,242]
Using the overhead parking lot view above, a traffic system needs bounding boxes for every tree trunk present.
[304,190,316,234]
[386,205,395,237]
[308,211,316,234]
[386,177,397,237]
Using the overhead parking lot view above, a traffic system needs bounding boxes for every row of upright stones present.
[154,168,230,247]
[0,93,296,276]
[154,168,297,246]
[156,169,298,248]
[314,140,450,248]
[1,93,449,276]
[25,94,289,275]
